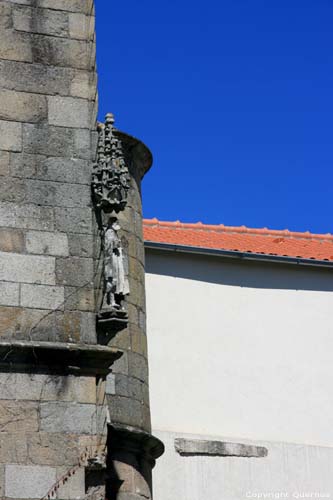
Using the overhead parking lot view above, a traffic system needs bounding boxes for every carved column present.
[92,116,164,499]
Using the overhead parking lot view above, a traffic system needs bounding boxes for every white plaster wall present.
[145,250,333,447]
[153,430,333,500]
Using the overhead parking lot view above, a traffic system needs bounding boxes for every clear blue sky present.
[95,0,333,234]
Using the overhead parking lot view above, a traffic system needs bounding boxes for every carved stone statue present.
[103,217,129,312]
[92,114,131,330]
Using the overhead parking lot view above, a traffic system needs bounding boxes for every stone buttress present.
[0,1,163,498]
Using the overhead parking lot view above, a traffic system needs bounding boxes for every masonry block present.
[69,12,91,40]
[0,177,25,203]
[27,432,79,467]
[0,29,32,62]
[0,372,96,404]
[0,120,22,152]
[0,2,12,29]
[64,287,95,311]
[56,256,93,287]
[38,0,93,14]
[0,89,47,123]
[0,202,54,231]
[23,123,75,157]
[13,5,69,37]
[5,464,56,498]
[40,402,97,434]
[0,60,73,96]
[31,33,92,70]
[68,233,93,257]
[0,228,24,253]
[26,230,69,256]
[0,281,20,306]
[0,400,39,433]
[0,251,55,285]
[55,207,93,234]
[70,69,95,99]
[48,96,90,128]
[10,154,91,185]
[56,466,85,499]
[20,283,64,309]
[0,151,10,176]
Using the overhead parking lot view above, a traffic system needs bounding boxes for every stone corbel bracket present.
[174,438,268,458]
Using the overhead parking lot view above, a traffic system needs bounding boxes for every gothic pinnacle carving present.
[92,113,130,213]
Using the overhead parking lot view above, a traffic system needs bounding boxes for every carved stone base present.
[97,308,128,331]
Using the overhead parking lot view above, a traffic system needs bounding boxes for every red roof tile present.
[143,219,333,262]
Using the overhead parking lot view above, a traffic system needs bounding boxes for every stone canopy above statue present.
[92,113,131,213]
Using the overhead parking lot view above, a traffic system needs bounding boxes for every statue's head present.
[109,217,121,231]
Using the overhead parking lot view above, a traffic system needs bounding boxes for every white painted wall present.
[153,430,333,500]
[145,250,333,447]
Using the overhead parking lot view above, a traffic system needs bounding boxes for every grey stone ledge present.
[0,340,122,374]
[174,438,268,458]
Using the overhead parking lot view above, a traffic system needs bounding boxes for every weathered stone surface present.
[11,153,91,184]
[31,33,92,70]
[26,230,69,256]
[0,120,22,152]
[0,2,12,28]
[127,352,148,383]
[38,0,93,14]
[106,374,116,395]
[55,207,93,234]
[0,251,55,285]
[0,60,73,96]
[79,311,96,344]
[0,29,32,62]
[0,400,38,432]
[48,95,90,128]
[0,202,54,231]
[25,179,91,208]
[74,127,92,159]
[107,395,144,429]
[0,151,10,176]
[69,12,91,40]
[0,306,49,340]
[27,432,79,466]
[0,433,28,464]
[56,256,93,287]
[0,281,20,306]
[23,123,74,157]
[56,466,85,499]
[0,228,24,253]
[13,5,69,37]
[5,464,56,498]
[0,372,96,404]
[40,402,97,434]
[70,68,95,99]
[130,326,148,357]
[68,233,93,257]
[0,177,25,203]
[0,466,4,498]
[111,351,128,376]
[64,287,95,311]
[115,374,147,403]
[20,283,64,310]
[174,438,268,458]
[0,89,47,123]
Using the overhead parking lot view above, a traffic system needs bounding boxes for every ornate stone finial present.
[92,113,130,213]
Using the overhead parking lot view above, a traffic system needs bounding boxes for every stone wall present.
[0,1,115,498]
[0,0,97,344]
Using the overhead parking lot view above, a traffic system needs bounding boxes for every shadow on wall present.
[145,250,333,292]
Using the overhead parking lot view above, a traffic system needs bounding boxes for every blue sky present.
[95,0,333,233]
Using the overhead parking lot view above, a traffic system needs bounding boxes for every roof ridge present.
[143,218,333,242]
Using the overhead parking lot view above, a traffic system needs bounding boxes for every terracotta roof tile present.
[143,219,333,262]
